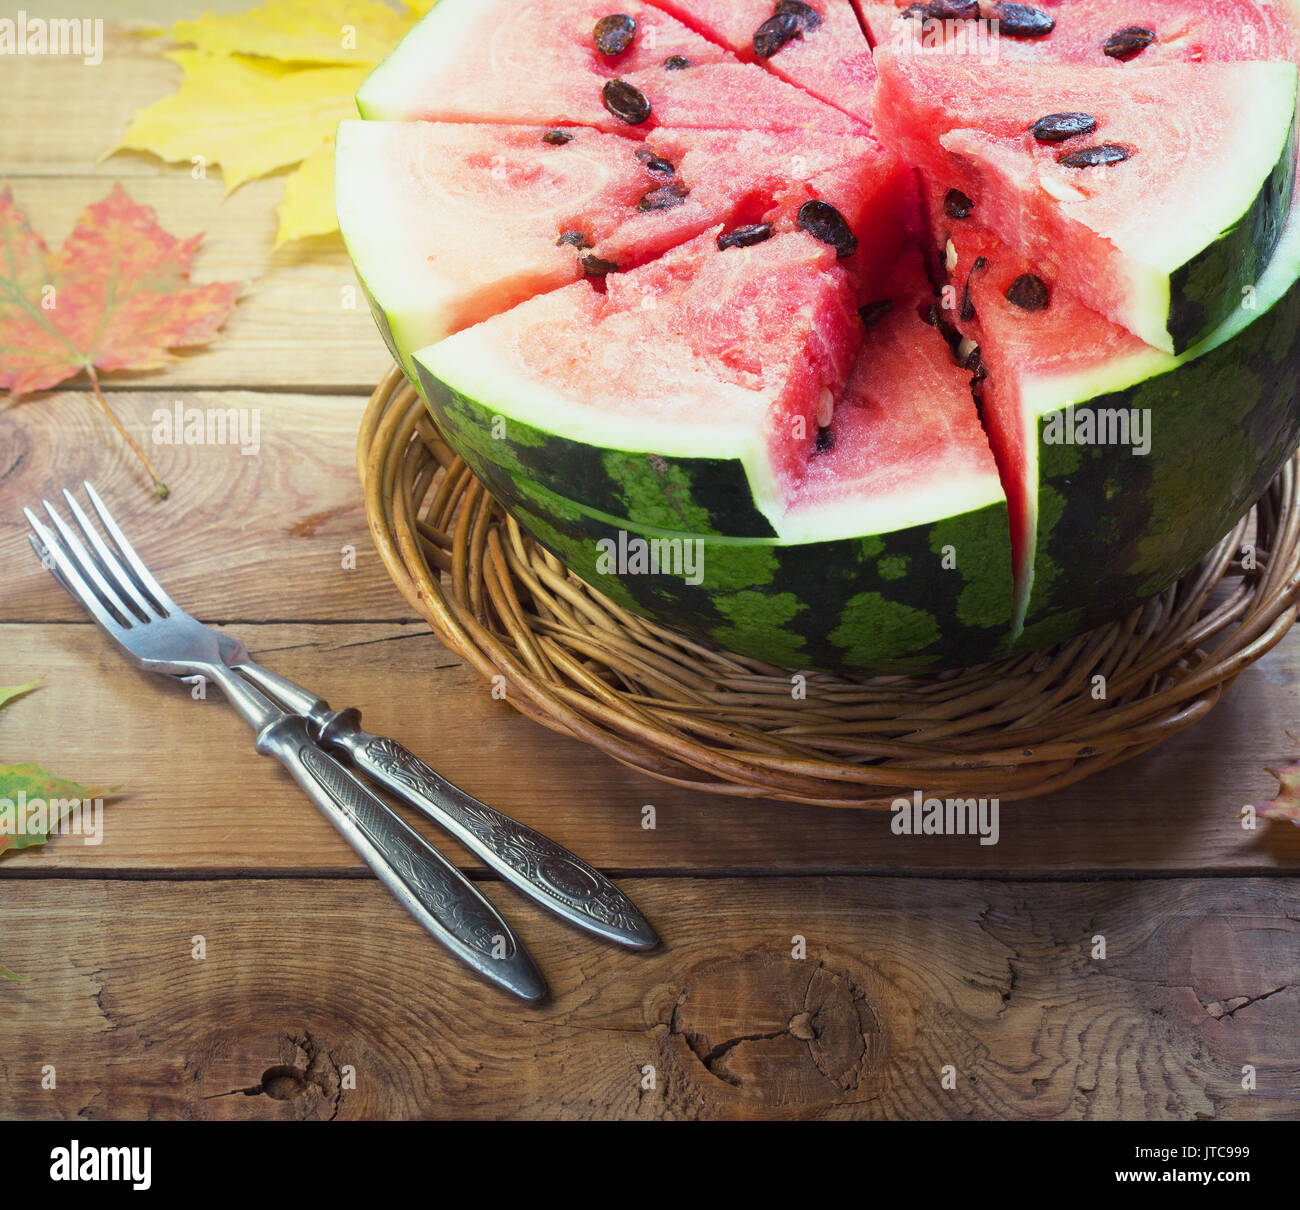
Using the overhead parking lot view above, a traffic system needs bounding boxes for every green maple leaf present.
[1,679,114,983]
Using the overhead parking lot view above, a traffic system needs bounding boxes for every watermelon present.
[338,0,1300,674]
[335,119,915,367]
[417,248,1015,671]
[873,51,1299,352]
[357,0,864,135]
[649,1,879,123]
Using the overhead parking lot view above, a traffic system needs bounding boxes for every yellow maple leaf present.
[111,0,439,242]
[171,0,416,65]
[276,136,339,246]
[116,50,368,195]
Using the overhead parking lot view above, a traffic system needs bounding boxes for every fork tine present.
[24,510,131,635]
[82,481,177,613]
[61,489,159,621]
[37,500,143,627]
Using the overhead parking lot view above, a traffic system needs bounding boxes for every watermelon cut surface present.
[337,119,913,362]
[874,50,1299,352]
[337,0,1300,673]
[649,1,879,123]
[357,0,862,134]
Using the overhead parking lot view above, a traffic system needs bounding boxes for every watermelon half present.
[338,0,1300,674]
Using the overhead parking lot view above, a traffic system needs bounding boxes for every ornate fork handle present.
[318,710,658,951]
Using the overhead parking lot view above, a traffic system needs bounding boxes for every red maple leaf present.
[0,183,241,496]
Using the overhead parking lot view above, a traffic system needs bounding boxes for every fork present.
[25,484,549,1001]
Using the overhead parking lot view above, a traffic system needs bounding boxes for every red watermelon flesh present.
[648,1,879,124]
[924,186,1162,600]
[858,0,1300,63]
[787,246,1001,534]
[419,228,864,514]
[873,50,1299,351]
[335,120,911,357]
[356,0,863,135]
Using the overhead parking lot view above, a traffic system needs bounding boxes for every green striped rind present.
[415,361,780,537]
[1016,227,1300,653]
[444,437,1013,674]
[1167,103,1298,353]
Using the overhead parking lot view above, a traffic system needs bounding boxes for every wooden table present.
[2,13,1298,1122]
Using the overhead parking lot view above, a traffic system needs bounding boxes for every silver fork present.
[25,484,546,1002]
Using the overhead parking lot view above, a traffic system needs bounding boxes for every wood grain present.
[2,622,1299,876]
[0,392,408,622]
[0,877,1294,1120]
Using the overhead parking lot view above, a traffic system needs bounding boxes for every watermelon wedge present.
[336,119,915,363]
[357,0,863,134]
[874,50,1299,352]
[649,1,879,123]
[858,0,1300,64]
[418,247,1014,671]
[928,184,1300,645]
[413,228,864,538]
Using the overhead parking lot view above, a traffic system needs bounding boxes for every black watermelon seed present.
[926,0,980,18]
[815,426,836,455]
[989,3,1055,37]
[581,253,619,276]
[1058,143,1131,168]
[859,299,894,329]
[1030,112,1098,143]
[663,55,691,69]
[960,254,989,321]
[602,78,652,125]
[777,0,824,32]
[1104,25,1156,59]
[543,129,575,145]
[594,14,637,57]
[1006,273,1051,311]
[636,150,675,174]
[944,188,975,219]
[899,2,929,17]
[966,346,987,384]
[638,182,690,211]
[754,11,802,58]
[557,230,592,248]
[797,199,858,258]
[718,223,774,250]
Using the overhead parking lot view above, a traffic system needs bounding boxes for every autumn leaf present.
[1,680,112,984]
[1252,738,1300,825]
[0,184,241,497]
[170,0,418,63]
[111,0,437,243]
[277,136,339,246]
[118,50,369,196]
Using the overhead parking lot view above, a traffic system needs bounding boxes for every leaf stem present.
[85,365,170,499]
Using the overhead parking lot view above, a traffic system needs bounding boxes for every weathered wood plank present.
[0,393,408,622]
[2,623,1299,875]
[0,877,1294,1120]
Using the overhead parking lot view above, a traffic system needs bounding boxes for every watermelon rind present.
[1013,212,1300,648]
[440,435,1016,674]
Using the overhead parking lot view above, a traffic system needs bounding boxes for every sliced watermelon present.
[413,228,863,538]
[874,51,1299,353]
[928,180,1300,643]
[859,0,1300,63]
[418,247,1014,672]
[357,0,863,135]
[649,1,879,123]
[335,119,914,363]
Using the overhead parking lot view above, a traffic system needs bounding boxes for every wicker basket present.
[359,366,1300,808]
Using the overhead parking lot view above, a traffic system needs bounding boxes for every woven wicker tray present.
[359,366,1300,808]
